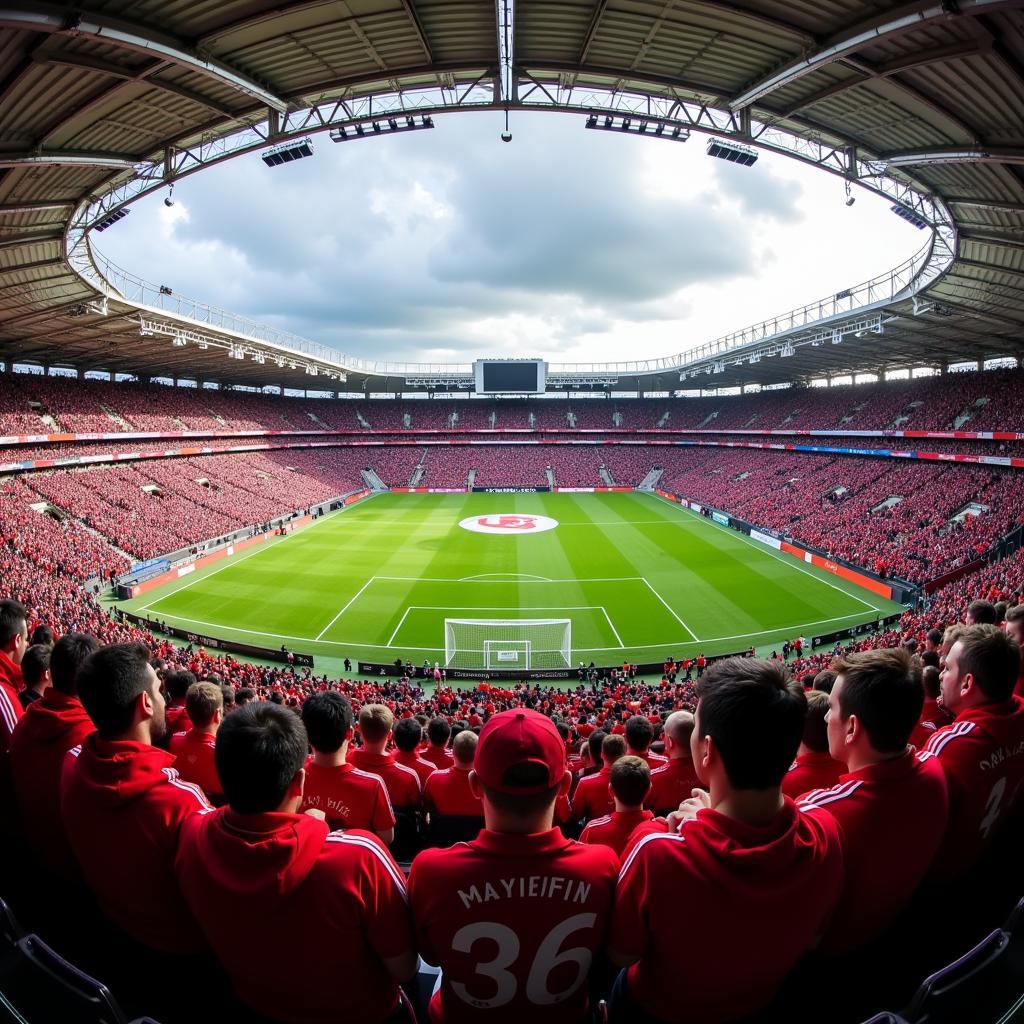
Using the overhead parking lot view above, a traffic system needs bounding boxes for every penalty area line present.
[315,577,375,641]
[640,578,699,643]
[600,607,625,649]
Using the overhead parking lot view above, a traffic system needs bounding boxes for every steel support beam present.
[0,151,138,169]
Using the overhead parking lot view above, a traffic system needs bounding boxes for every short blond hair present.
[185,682,223,728]
[358,703,394,743]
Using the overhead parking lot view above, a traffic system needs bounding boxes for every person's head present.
[165,669,196,703]
[800,690,831,754]
[926,627,944,651]
[966,600,998,626]
[0,600,28,665]
[941,624,1021,714]
[20,645,50,694]
[301,690,354,754]
[1005,606,1024,650]
[427,716,451,748]
[577,739,592,766]
[554,720,570,744]
[662,710,695,758]
[358,703,394,747]
[393,716,423,753]
[49,633,100,696]
[812,669,837,694]
[77,643,165,743]
[185,682,224,731]
[941,624,969,666]
[236,687,256,706]
[216,702,308,815]
[922,664,941,699]
[828,647,923,761]
[624,715,654,753]
[692,658,805,792]
[920,649,940,670]
[995,601,1008,623]
[452,729,477,767]
[609,755,651,810]
[600,733,627,767]
[220,685,236,714]
[587,729,607,766]
[470,709,570,830]
[30,623,55,647]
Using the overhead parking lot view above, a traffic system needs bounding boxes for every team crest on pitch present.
[459,513,559,535]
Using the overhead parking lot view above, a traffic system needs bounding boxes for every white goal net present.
[444,619,572,671]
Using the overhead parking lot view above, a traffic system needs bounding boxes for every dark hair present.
[587,729,607,765]
[77,643,155,739]
[920,650,940,670]
[922,664,940,699]
[301,690,353,753]
[801,691,831,753]
[0,600,27,649]
[166,669,196,701]
[833,647,923,753]
[812,669,837,694]
[967,600,998,625]
[30,623,55,647]
[216,702,308,815]
[220,684,236,709]
[610,755,651,807]
[393,717,423,752]
[482,762,560,818]
[49,633,100,696]
[20,645,50,690]
[236,687,256,705]
[624,715,653,751]
[696,658,806,790]
[995,601,1008,623]
[926,627,944,647]
[601,733,626,764]
[427,716,451,747]
[554,720,570,742]
[956,624,1020,703]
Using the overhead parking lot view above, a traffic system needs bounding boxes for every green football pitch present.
[118,491,904,667]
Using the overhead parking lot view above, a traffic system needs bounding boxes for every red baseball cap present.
[475,709,566,795]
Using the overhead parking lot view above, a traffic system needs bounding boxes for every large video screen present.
[474,360,546,393]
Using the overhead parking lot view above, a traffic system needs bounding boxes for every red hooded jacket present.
[176,810,412,1024]
[10,689,94,876]
[61,735,210,953]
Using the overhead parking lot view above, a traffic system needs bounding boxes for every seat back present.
[903,928,1011,1024]
[392,807,425,861]
[426,815,484,848]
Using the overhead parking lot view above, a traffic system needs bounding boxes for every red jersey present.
[395,748,436,790]
[924,696,1024,878]
[350,749,422,807]
[169,728,222,799]
[631,750,667,768]
[910,698,953,749]
[61,735,211,953]
[176,810,412,1024]
[780,750,844,800]
[9,689,94,876]
[611,799,843,1023]
[301,760,396,834]
[164,702,192,737]
[645,758,702,813]
[580,809,655,859]
[797,749,948,952]
[0,651,25,753]
[422,746,455,770]
[408,828,619,1024]
[424,765,483,818]
[570,767,613,821]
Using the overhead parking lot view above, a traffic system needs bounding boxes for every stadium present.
[0,1,1023,1022]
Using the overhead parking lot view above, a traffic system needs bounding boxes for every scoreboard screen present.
[474,360,547,393]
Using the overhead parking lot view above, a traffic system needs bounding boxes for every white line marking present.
[645,492,883,614]
[387,607,413,646]
[372,575,643,584]
[600,607,625,648]
[640,578,699,643]
[315,577,376,641]
[458,573,554,582]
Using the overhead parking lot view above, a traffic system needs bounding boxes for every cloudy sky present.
[101,110,923,367]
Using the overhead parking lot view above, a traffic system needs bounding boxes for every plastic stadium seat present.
[0,933,132,1024]
[859,1015,911,1024]
[392,806,425,862]
[901,928,1011,1023]
[426,814,484,848]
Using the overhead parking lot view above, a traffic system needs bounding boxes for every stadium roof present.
[0,0,1021,393]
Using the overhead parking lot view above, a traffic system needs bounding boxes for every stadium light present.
[172,335,186,347]
[330,116,434,142]
[780,343,795,357]
[585,114,689,143]
[890,203,929,230]
[261,139,314,167]
[94,207,129,231]
[706,139,758,166]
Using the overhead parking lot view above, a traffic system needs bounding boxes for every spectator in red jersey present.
[424,730,483,818]
[624,715,666,767]
[926,624,1024,878]
[0,601,28,762]
[812,669,837,694]
[409,709,619,1024]
[1005,606,1024,697]
[781,691,844,799]
[10,632,98,877]
[910,665,953,747]
[392,716,436,790]
[62,643,211,953]
[300,691,395,843]
[571,733,625,822]
[219,684,236,716]
[645,710,701,815]
[797,647,948,953]
[580,755,654,859]
[161,669,194,743]
[350,704,421,809]
[966,599,998,625]
[608,658,844,1024]
[169,682,224,803]
[175,702,415,1024]
[17,644,50,709]
[422,716,455,770]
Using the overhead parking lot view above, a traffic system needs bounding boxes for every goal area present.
[444,619,572,671]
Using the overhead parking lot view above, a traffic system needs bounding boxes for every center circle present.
[459,513,559,535]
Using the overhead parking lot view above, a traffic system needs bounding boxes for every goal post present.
[444,619,572,671]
